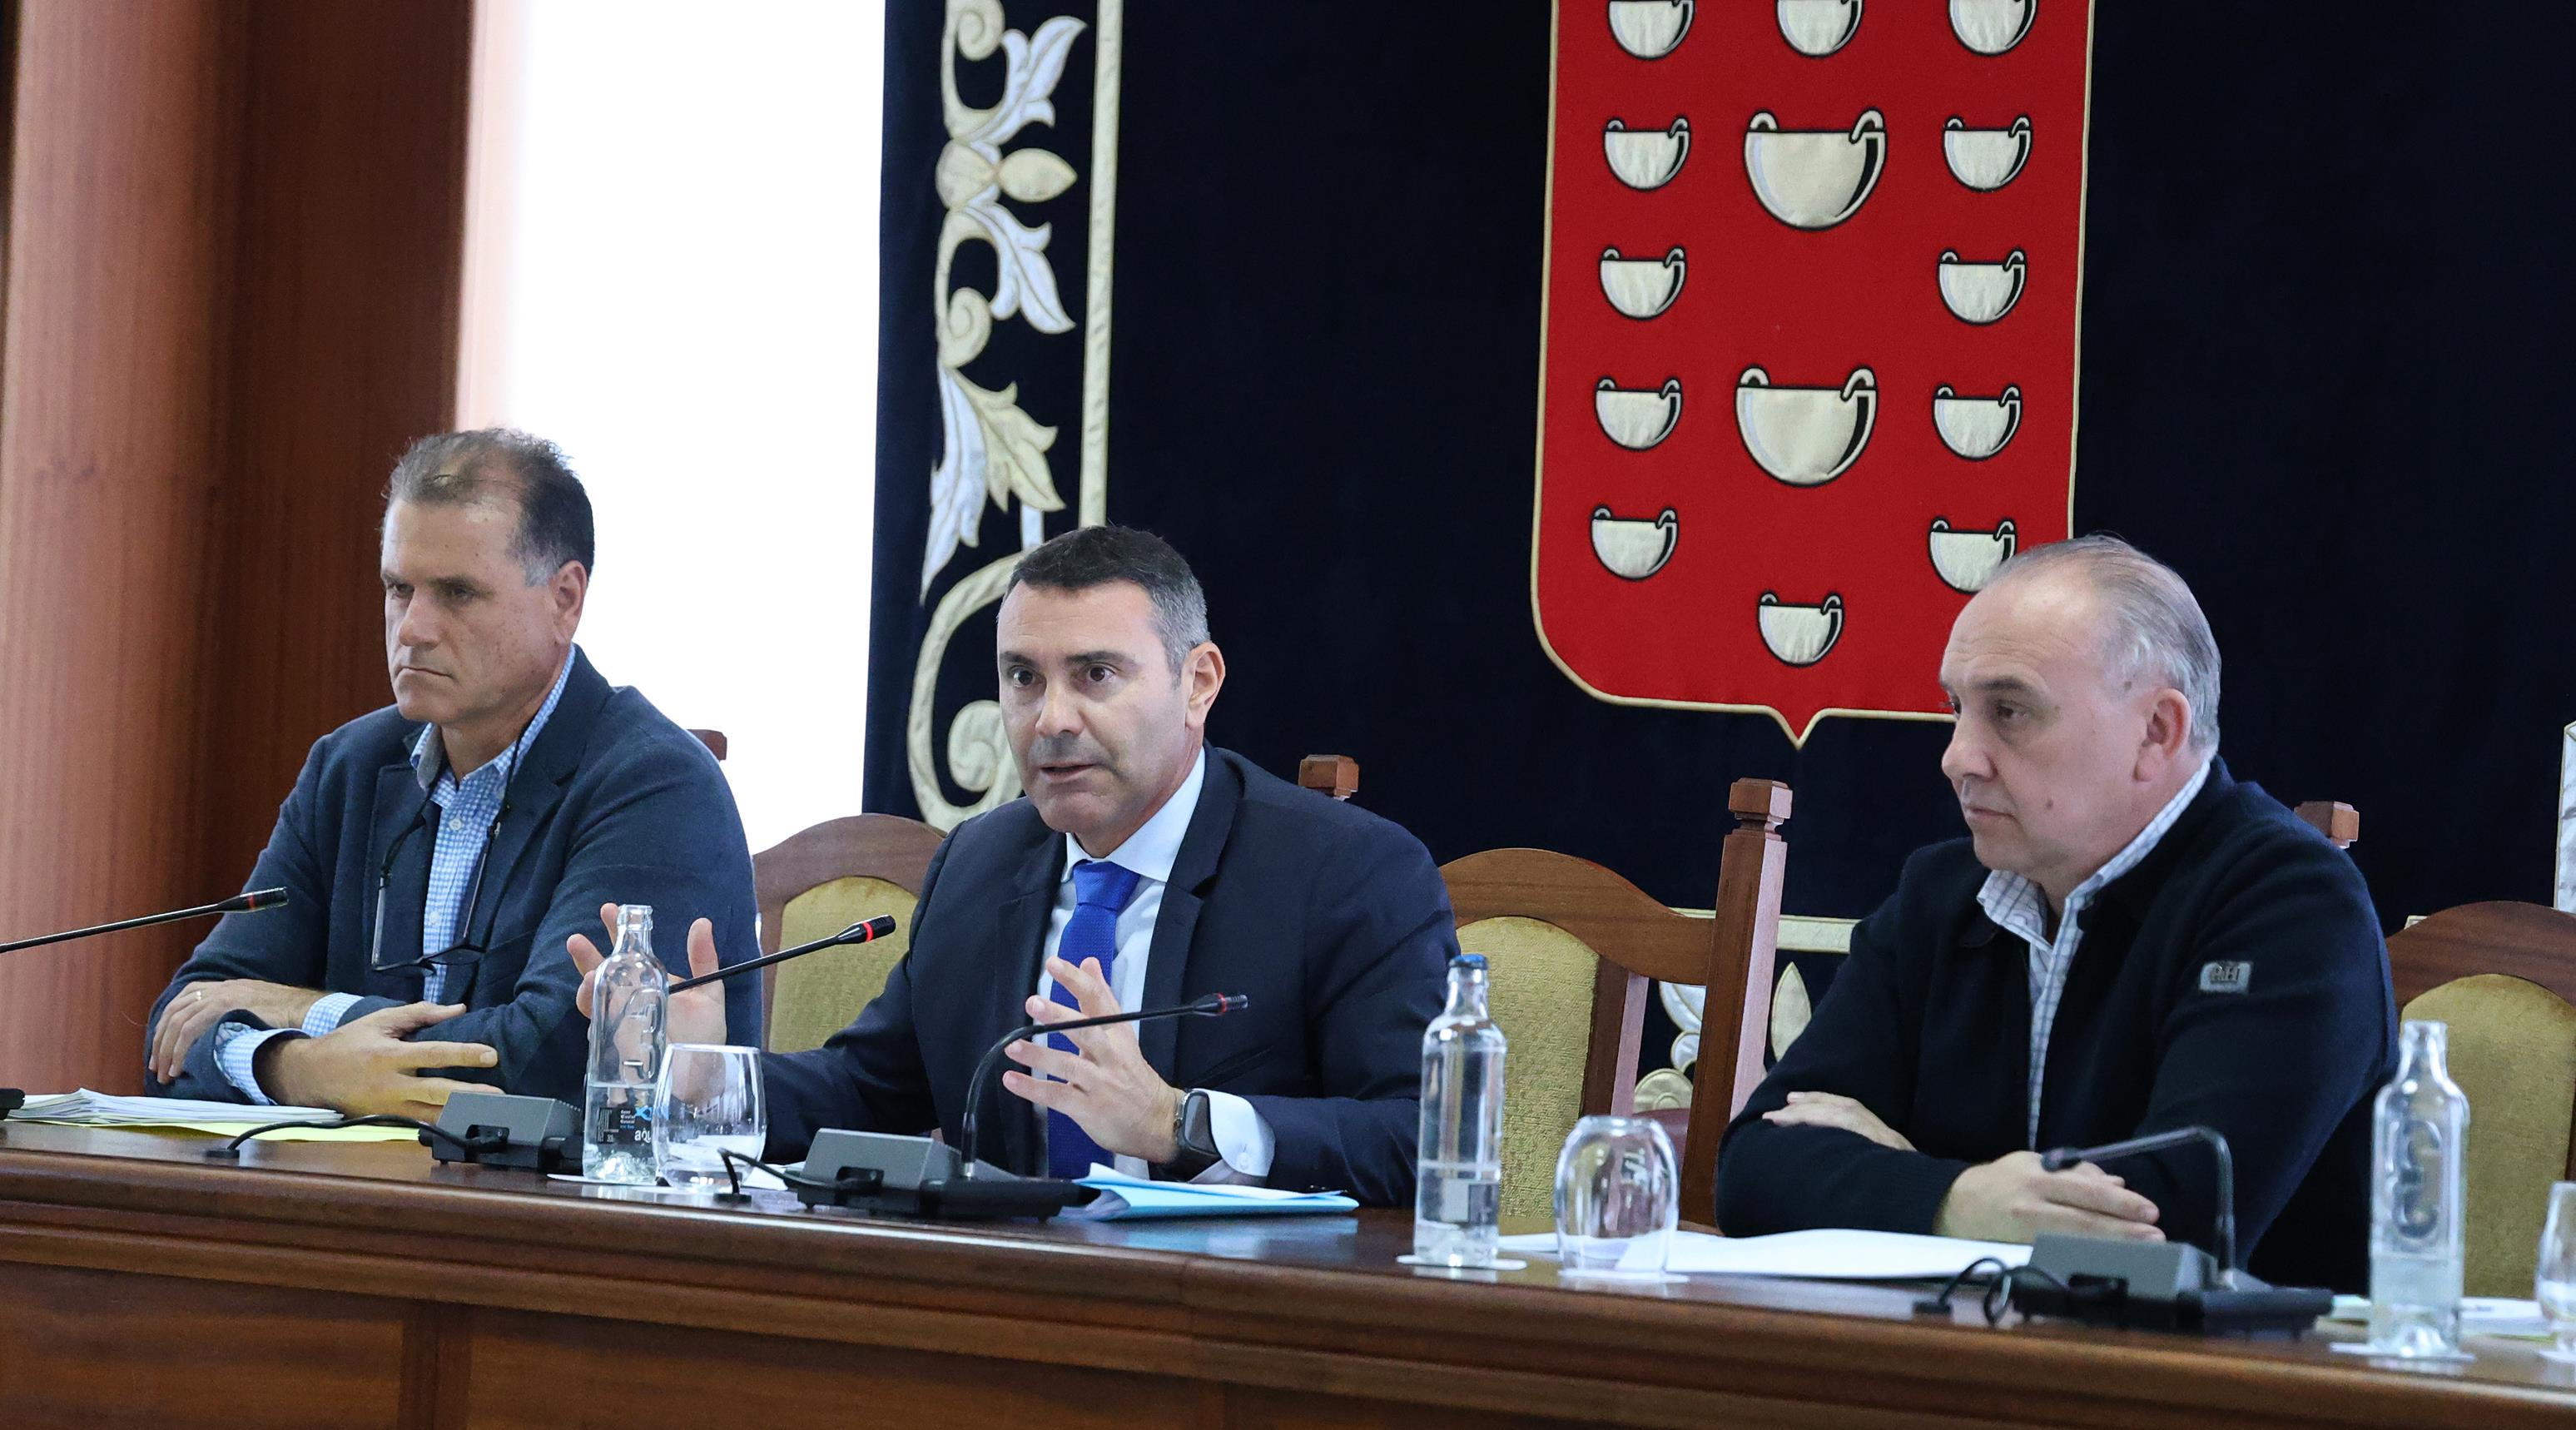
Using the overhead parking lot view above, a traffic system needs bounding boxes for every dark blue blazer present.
[147,648,762,1105]
[1716,760,2396,1291]
[762,747,1455,1207]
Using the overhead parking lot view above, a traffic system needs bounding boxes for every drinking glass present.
[2538,1183,2576,1363]
[1553,1115,1678,1275]
[653,1043,766,1192]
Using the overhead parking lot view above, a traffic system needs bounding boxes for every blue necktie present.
[1045,859,1144,1179]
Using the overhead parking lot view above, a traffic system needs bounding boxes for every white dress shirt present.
[1978,756,2213,1148]
[1035,748,1276,1181]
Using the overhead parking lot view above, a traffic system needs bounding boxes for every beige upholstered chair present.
[754,814,946,1054]
[1438,778,1789,1224]
[2387,901,2576,1297]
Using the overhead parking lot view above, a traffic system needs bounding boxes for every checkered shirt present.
[1976,757,2211,1148]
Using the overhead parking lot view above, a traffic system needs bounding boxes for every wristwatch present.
[1160,1087,1222,1179]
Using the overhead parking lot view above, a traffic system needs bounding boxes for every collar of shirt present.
[409,647,578,802]
[1057,746,1208,890]
[1977,754,2214,950]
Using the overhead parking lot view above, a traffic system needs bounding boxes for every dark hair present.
[385,429,595,582]
[1007,525,1210,669]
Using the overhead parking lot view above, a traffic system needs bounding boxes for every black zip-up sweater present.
[1715,760,2396,1292]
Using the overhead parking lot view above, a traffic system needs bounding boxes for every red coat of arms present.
[1531,0,2092,741]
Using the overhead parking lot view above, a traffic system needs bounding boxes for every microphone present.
[2042,1125,2237,1279]
[0,888,289,956]
[668,914,896,993]
[2013,1124,2331,1334]
[0,889,287,1120]
[793,991,1249,1219]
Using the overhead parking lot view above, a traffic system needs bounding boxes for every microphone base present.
[1,1089,22,1120]
[424,1093,576,1174]
[2021,1234,2330,1336]
[793,1129,1097,1219]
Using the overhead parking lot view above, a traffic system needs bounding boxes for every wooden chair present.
[2386,901,2576,1296]
[1438,778,1789,1224]
[688,729,728,762]
[1298,754,1359,801]
[2295,800,2358,849]
[753,814,945,1053]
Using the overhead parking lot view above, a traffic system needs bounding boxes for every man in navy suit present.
[577,526,1452,1205]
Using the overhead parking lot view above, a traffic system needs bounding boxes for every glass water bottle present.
[581,905,669,1184]
[2369,1019,2469,1357]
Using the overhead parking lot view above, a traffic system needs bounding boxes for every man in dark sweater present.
[1716,536,2395,1291]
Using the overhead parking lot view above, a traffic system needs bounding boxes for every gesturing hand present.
[152,979,327,1082]
[1935,1150,2165,1244]
[566,902,726,1046]
[1760,1091,1918,1152]
[257,1001,499,1118]
[1000,956,1181,1164]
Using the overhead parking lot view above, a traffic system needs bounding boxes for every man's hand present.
[1760,1091,1918,1151]
[152,979,329,1082]
[1000,956,1180,1164]
[257,1001,499,1118]
[567,902,725,1045]
[1935,1150,2164,1244]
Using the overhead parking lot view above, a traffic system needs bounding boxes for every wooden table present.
[2,1122,2572,1428]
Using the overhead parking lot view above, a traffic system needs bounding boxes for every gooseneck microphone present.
[668,914,897,993]
[957,991,1250,1177]
[1,889,289,1119]
[0,888,289,956]
[2042,1125,2236,1282]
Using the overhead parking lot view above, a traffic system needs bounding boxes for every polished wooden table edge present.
[6,1126,2574,1428]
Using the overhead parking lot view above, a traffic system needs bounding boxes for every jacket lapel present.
[467,653,610,955]
[986,831,1065,1175]
[1136,751,1242,1078]
[364,760,434,1002]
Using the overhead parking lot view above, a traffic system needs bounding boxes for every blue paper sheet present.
[1069,1165,1358,1220]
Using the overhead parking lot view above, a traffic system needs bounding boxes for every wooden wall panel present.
[0,0,245,1095]
[0,0,471,1094]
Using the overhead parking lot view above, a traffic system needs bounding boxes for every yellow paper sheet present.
[14,1118,423,1143]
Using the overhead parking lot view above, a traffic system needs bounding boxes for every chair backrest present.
[1438,778,1789,1224]
[2386,901,2576,1296]
[753,813,946,1053]
[1298,754,1359,801]
[2295,800,2359,850]
[689,729,728,762]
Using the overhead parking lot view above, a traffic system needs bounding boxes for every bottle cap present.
[1452,953,1487,971]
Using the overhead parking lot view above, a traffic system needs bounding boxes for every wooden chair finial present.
[1298,754,1360,801]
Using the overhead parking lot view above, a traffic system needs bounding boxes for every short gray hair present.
[1987,534,2221,750]
[385,429,594,583]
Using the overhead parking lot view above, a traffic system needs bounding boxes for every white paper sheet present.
[11,1089,341,1126]
[1496,1227,2030,1279]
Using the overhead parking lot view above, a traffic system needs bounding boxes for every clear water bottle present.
[1416,953,1506,1267]
[2370,1018,2469,1356]
[582,905,668,1184]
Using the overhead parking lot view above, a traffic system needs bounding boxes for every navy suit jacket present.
[762,747,1454,1207]
[147,649,762,1105]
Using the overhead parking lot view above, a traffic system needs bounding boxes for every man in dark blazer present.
[578,526,1452,1206]
[146,430,759,1115]
[1715,537,2395,1292]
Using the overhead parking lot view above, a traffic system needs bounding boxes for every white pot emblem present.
[1937,250,2027,325]
[1591,507,1680,581]
[1744,110,1887,231]
[1758,593,1844,666]
[1776,0,1863,57]
[1943,116,2033,191]
[1603,117,1690,192]
[1595,376,1684,451]
[1927,518,2018,593]
[1949,0,2036,56]
[1600,246,1687,320]
[1735,366,1877,485]
[1607,0,1694,60]
[1931,385,2023,459]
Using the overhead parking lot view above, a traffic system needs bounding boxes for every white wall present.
[460,1,885,854]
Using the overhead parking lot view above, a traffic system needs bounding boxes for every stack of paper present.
[7,1089,418,1142]
[1496,1227,2030,1279]
[1069,1165,1358,1221]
